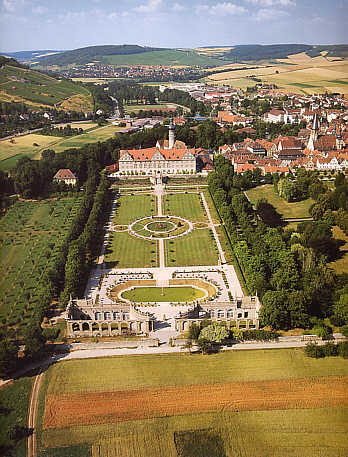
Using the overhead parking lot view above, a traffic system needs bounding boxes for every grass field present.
[164,192,206,222]
[38,350,348,457]
[0,64,93,109]
[103,50,226,67]
[330,226,348,274]
[205,56,348,94]
[124,103,169,113]
[0,376,33,457]
[0,124,121,171]
[166,229,219,266]
[246,185,314,219]
[121,286,205,302]
[0,196,83,329]
[104,193,157,268]
[112,194,155,225]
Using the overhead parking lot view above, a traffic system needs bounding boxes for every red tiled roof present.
[120,147,194,161]
[53,169,77,179]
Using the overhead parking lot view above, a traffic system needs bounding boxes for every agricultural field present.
[0,123,120,171]
[164,192,207,222]
[0,376,33,457]
[103,50,226,67]
[0,133,62,171]
[246,185,314,219]
[330,226,348,274]
[0,196,83,330]
[205,56,348,94]
[0,64,93,110]
[38,349,348,457]
[50,124,123,153]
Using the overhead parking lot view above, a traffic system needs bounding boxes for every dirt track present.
[43,375,348,429]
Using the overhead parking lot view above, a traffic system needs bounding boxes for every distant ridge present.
[1,50,67,62]
[37,45,165,66]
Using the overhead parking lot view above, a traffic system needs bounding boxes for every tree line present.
[208,156,340,331]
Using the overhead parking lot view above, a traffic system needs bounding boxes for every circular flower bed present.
[129,216,193,240]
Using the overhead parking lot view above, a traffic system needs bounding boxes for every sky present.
[0,0,347,52]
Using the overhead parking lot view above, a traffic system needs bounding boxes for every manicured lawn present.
[104,231,157,268]
[0,197,83,329]
[246,185,314,219]
[112,194,155,225]
[164,192,206,222]
[166,229,218,266]
[330,226,348,274]
[0,377,33,457]
[121,286,205,302]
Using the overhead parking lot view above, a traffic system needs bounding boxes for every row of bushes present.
[305,341,348,359]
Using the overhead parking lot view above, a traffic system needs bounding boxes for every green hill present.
[0,64,93,111]
[213,44,348,62]
[34,44,229,67]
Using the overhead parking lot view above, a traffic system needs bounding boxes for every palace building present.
[119,120,197,175]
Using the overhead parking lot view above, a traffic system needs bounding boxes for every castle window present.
[95,312,102,320]
[113,312,120,319]
[104,312,112,320]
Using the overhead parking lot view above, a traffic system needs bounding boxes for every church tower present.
[168,118,175,149]
[336,127,345,150]
[307,113,319,151]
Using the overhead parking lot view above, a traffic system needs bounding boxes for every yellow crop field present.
[51,124,122,153]
[56,122,98,131]
[0,133,61,162]
[205,55,348,94]
[0,124,122,170]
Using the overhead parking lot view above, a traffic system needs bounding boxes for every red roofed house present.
[119,120,196,175]
[53,169,77,186]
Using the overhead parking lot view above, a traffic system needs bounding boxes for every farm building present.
[53,169,78,186]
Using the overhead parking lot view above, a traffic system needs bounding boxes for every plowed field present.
[43,376,348,430]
